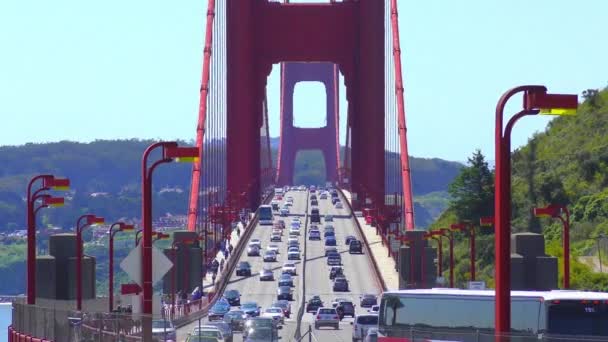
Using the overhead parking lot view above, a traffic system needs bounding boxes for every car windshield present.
[356,316,378,325]
[273,302,287,308]
[284,263,295,267]
[248,327,274,339]
[225,290,238,297]
[226,311,244,318]
[319,309,335,314]
[335,278,347,283]
[152,320,173,329]
[242,303,258,309]
[266,308,282,313]
[279,286,290,292]
[191,329,221,337]
[238,262,250,267]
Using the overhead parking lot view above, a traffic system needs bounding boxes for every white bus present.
[258,204,274,226]
[378,288,608,342]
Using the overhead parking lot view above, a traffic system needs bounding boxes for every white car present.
[280,207,289,216]
[250,239,262,249]
[263,250,278,262]
[288,246,300,254]
[260,267,274,281]
[335,202,344,209]
[262,307,285,325]
[270,233,282,242]
[289,227,301,236]
[351,314,379,341]
[287,251,300,260]
[152,320,176,341]
[281,262,297,275]
[267,244,280,254]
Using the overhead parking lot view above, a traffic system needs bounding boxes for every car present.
[324,236,337,246]
[277,286,293,300]
[262,307,285,325]
[329,266,344,280]
[236,261,252,276]
[308,230,321,240]
[151,319,176,341]
[367,305,380,314]
[320,193,328,199]
[310,194,317,200]
[287,246,300,254]
[188,326,224,342]
[223,289,241,306]
[333,276,349,292]
[271,201,280,211]
[223,309,247,332]
[325,247,338,256]
[281,262,297,275]
[335,201,344,209]
[259,267,274,281]
[325,215,334,222]
[192,321,232,342]
[243,318,279,341]
[263,250,277,262]
[351,314,379,341]
[314,307,340,330]
[250,239,262,248]
[336,300,356,317]
[311,199,319,206]
[270,234,281,242]
[272,300,292,318]
[267,244,280,254]
[289,227,301,236]
[359,294,378,307]
[310,208,321,223]
[306,297,323,313]
[324,230,335,238]
[287,251,300,260]
[349,240,363,254]
[332,197,340,205]
[364,327,379,342]
[331,297,349,307]
[275,220,286,229]
[324,224,335,231]
[280,207,289,216]
[278,277,294,288]
[290,220,301,228]
[287,237,299,247]
[345,235,357,245]
[247,245,260,256]
[208,301,231,321]
[241,302,261,317]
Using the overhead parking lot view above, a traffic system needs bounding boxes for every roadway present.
[177,189,382,341]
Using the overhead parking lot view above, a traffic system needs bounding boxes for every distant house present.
[159,187,184,194]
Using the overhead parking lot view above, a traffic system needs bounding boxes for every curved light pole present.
[439,228,454,288]
[76,214,104,310]
[494,86,577,335]
[108,222,134,311]
[135,229,161,246]
[533,204,571,288]
[26,175,69,305]
[141,142,198,339]
[451,222,476,281]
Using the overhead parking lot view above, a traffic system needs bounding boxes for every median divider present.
[336,187,387,291]
[294,191,310,341]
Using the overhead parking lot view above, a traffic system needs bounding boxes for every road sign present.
[120,244,173,286]
[468,281,486,290]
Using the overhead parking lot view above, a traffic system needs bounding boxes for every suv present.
[336,300,356,318]
[349,240,363,254]
[310,208,321,223]
[314,308,339,330]
[306,297,323,313]
[236,261,252,276]
[351,314,379,341]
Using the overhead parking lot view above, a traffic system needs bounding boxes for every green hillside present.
[431,86,608,290]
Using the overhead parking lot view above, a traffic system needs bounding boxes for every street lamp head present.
[88,216,105,226]
[525,90,578,116]
[480,216,494,227]
[165,146,200,163]
[533,205,561,218]
[155,233,170,240]
[120,223,135,231]
[450,223,466,231]
[47,178,71,191]
[43,196,65,208]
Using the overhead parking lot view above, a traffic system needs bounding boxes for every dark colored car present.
[336,300,356,317]
[324,230,335,238]
[223,289,241,306]
[306,298,323,313]
[310,208,321,224]
[243,318,279,341]
[333,276,349,292]
[332,197,340,205]
[309,230,321,240]
[324,236,337,246]
[208,301,231,321]
[224,309,247,331]
[236,261,252,276]
[329,266,344,280]
[345,235,357,245]
[272,300,292,318]
[360,294,378,307]
[325,247,338,256]
[277,286,293,301]
[349,240,363,254]
[327,253,341,266]
[241,302,261,317]
[311,199,319,206]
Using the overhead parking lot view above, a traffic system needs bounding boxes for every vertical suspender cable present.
[390,0,415,230]
[333,65,341,185]
[188,0,216,231]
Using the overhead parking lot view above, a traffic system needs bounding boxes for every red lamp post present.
[141,142,198,339]
[439,228,454,288]
[76,214,105,310]
[533,204,571,288]
[494,86,577,335]
[451,222,476,281]
[108,222,134,312]
[26,175,69,305]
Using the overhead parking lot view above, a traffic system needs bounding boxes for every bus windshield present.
[258,205,273,225]
[547,302,608,337]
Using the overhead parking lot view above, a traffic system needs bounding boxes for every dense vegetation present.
[431,86,608,290]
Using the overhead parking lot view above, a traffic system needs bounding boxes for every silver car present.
[314,307,339,330]
[260,267,274,281]
[351,314,378,341]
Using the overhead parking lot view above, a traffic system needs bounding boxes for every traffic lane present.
[177,191,308,341]
[302,201,381,341]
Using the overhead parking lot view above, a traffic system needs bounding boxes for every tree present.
[448,150,494,226]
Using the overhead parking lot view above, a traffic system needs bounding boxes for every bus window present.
[547,302,608,337]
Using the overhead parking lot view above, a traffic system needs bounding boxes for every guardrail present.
[337,187,387,291]
[293,191,310,341]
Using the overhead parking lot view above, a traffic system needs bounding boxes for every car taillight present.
[333,315,339,319]
[316,315,321,319]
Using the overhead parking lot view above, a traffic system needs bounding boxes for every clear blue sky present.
[0,0,606,162]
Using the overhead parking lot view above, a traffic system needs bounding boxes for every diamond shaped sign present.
[120,243,173,286]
